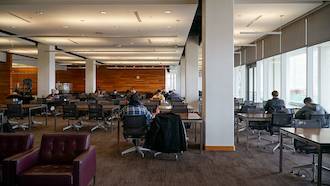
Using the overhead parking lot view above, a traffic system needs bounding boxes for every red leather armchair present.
[0,133,34,186]
[10,133,96,186]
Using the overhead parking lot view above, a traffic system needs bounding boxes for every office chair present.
[62,103,82,131]
[6,104,29,130]
[89,104,107,132]
[268,113,294,152]
[245,107,271,145]
[121,115,151,158]
[291,119,330,182]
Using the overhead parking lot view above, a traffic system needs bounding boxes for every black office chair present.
[89,104,107,132]
[144,104,158,113]
[291,119,330,182]
[121,115,151,158]
[269,113,294,152]
[172,104,188,113]
[62,103,82,131]
[6,104,29,130]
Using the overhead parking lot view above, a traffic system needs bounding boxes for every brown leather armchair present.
[9,133,96,186]
[0,133,34,186]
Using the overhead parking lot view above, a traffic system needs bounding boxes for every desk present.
[76,103,120,112]
[237,113,272,148]
[279,128,330,186]
[1,104,48,130]
[158,104,195,113]
[179,113,203,152]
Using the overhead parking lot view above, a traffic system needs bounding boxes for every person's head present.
[272,91,279,98]
[156,89,161,95]
[304,97,313,106]
[128,93,141,106]
[131,88,136,94]
[113,89,117,93]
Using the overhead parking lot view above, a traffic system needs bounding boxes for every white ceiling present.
[0,0,197,66]
[234,3,321,46]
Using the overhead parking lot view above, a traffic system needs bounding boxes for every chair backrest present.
[62,103,78,119]
[7,104,23,118]
[172,104,188,113]
[39,133,90,164]
[310,114,330,128]
[0,133,34,161]
[271,113,293,127]
[122,115,147,138]
[88,104,103,120]
[292,119,322,128]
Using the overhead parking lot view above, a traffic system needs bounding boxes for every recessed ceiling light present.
[11,26,15,28]
[167,26,172,29]
[176,19,181,22]
[100,11,107,14]
[80,19,85,22]
[164,10,172,14]
[63,25,69,29]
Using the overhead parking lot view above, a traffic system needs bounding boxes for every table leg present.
[117,119,120,145]
[200,121,203,153]
[279,132,283,173]
[45,107,48,126]
[236,117,239,144]
[246,120,249,149]
[29,108,32,130]
[54,114,57,132]
[317,148,322,186]
[194,122,197,143]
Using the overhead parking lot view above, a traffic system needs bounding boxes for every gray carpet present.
[16,117,330,186]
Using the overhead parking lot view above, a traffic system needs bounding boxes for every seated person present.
[95,87,104,97]
[121,93,159,125]
[264,90,286,113]
[110,89,119,99]
[295,97,327,120]
[46,89,60,100]
[151,89,165,102]
[167,90,183,102]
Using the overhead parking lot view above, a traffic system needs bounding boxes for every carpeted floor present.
[14,116,330,186]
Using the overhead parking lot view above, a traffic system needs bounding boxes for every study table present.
[279,128,330,186]
[236,113,272,148]
[179,113,203,152]
[0,104,48,130]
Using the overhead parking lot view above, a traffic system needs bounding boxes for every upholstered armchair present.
[9,133,96,186]
[0,133,34,186]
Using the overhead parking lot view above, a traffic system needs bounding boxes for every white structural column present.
[185,35,199,109]
[37,44,56,98]
[180,57,186,97]
[85,59,96,94]
[202,0,234,150]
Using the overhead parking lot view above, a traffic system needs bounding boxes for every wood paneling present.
[56,69,85,93]
[0,53,12,103]
[97,67,165,92]
[11,67,38,95]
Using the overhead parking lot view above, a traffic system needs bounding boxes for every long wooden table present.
[76,103,120,112]
[236,113,272,148]
[179,113,203,152]
[0,104,48,130]
[279,128,330,186]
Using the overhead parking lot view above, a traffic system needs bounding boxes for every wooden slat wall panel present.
[11,67,38,95]
[56,69,85,93]
[97,67,165,92]
[0,53,12,104]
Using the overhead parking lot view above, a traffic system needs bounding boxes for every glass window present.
[248,65,256,102]
[262,55,281,101]
[256,60,263,102]
[284,48,307,107]
[320,45,330,111]
[234,65,246,100]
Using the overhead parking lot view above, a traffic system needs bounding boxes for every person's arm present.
[295,108,305,119]
[264,100,270,112]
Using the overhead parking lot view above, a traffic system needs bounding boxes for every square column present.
[180,57,186,97]
[37,44,55,98]
[85,59,96,94]
[185,35,199,109]
[202,0,234,151]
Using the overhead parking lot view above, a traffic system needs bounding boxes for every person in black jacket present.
[264,90,287,113]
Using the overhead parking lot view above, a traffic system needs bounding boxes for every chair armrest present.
[73,146,96,186]
[5,148,39,175]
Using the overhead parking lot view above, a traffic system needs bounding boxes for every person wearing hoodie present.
[295,97,327,119]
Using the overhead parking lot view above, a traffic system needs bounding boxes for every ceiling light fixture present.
[164,10,172,14]
[246,15,262,28]
[100,11,107,14]
[63,25,69,29]
[239,31,281,35]
[36,10,44,15]
[134,11,142,23]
